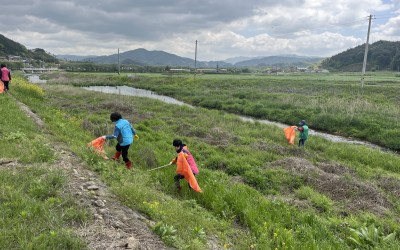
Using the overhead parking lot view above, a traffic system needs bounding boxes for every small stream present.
[26,74,47,84]
[82,86,383,150]
[83,85,191,107]
[26,75,386,151]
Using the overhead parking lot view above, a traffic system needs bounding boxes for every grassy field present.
[4,73,400,249]
[44,71,400,151]
[0,80,88,249]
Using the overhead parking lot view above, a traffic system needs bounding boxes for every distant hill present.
[223,56,262,64]
[234,55,324,67]
[81,49,324,68]
[0,34,58,63]
[321,40,400,71]
[56,55,98,61]
[84,48,205,67]
[58,51,233,68]
[0,34,31,57]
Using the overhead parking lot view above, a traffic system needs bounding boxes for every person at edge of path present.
[297,120,309,147]
[102,112,138,169]
[0,64,11,92]
[170,139,199,175]
[171,139,202,193]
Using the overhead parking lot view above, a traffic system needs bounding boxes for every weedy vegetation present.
[46,71,400,151]
[0,77,89,249]
[3,72,400,249]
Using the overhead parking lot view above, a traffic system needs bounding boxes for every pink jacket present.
[172,145,199,175]
[183,147,199,174]
[1,67,10,81]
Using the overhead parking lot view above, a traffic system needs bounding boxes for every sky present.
[1,0,400,61]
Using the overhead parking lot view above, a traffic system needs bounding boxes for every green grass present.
[295,186,334,213]
[47,71,400,150]
[7,73,400,249]
[0,166,89,249]
[0,83,89,249]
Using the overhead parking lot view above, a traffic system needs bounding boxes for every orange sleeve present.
[171,157,177,164]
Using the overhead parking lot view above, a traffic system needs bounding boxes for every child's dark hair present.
[110,112,122,122]
[172,139,182,147]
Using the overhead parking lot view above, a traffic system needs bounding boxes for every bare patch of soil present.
[231,175,246,184]
[376,176,400,198]
[274,196,313,211]
[17,101,45,128]
[271,157,392,216]
[0,159,15,166]
[251,141,289,155]
[14,98,168,250]
[204,127,239,148]
[316,162,357,176]
[99,101,138,115]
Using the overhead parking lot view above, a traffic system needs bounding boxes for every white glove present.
[102,135,106,139]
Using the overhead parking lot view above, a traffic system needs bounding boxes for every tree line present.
[321,40,400,71]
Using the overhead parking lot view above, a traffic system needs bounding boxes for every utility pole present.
[194,40,198,75]
[118,48,120,75]
[361,14,372,88]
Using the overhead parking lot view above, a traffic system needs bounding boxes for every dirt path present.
[14,98,169,250]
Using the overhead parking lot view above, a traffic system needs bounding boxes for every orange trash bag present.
[0,81,4,94]
[283,126,297,145]
[88,136,108,159]
[177,154,202,193]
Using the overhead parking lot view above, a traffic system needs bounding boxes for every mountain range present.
[57,49,323,68]
[2,33,399,70]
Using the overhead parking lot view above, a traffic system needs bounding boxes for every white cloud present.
[374,15,400,38]
[0,0,399,61]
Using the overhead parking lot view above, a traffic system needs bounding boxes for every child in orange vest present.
[171,139,201,192]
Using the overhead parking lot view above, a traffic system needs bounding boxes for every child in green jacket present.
[297,120,309,147]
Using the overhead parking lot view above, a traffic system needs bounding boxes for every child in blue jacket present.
[103,112,137,169]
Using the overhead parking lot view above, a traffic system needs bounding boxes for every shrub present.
[153,223,177,246]
[347,224,396,249]
[13,76,45,99]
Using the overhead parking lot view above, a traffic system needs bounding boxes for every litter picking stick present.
[148,163,172,172]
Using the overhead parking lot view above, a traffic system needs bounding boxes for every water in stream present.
[26,75,387,151]
[26,74,47,84]
[82,85,383,150]
[83,85,191,107]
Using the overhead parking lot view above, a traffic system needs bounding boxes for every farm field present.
[2,73,400,249]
